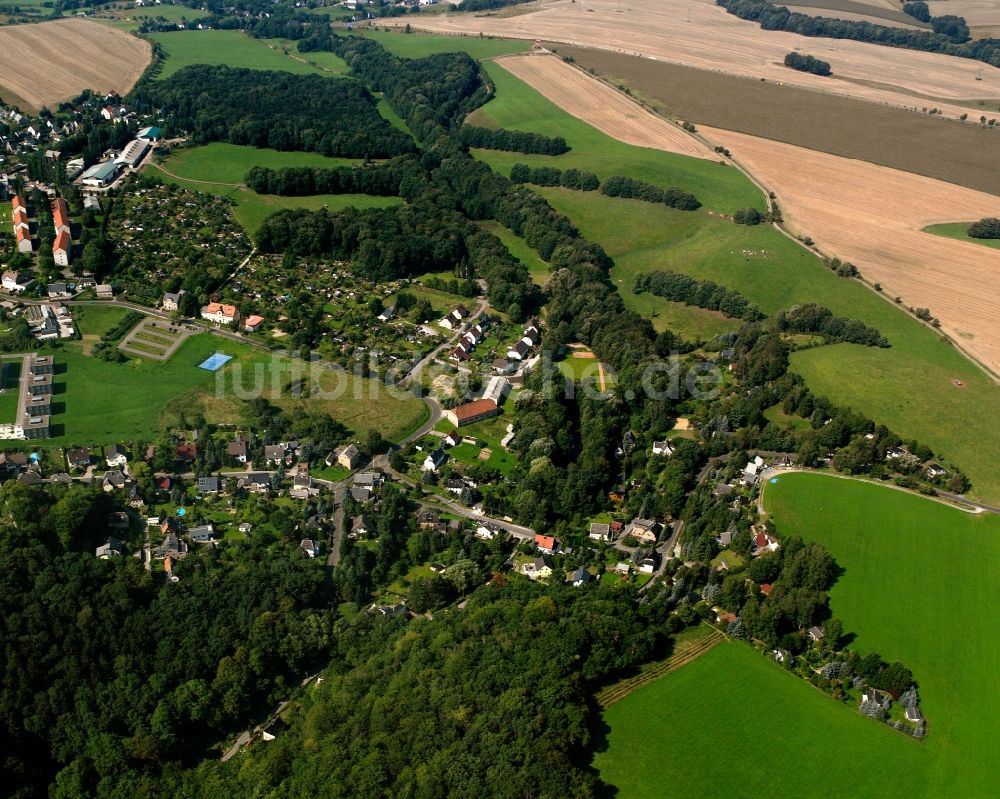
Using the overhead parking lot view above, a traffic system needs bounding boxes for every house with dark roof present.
[197,476,219,494]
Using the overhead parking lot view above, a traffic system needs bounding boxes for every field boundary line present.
[596,625,725,709]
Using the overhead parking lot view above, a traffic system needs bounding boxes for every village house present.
[568,567,592,587]
[626,518,659,545]
[264,444,290,464]
[243,314,265,333]
[95,537,123,559]
[189,524,217,544]
[652,440,674,457]
[66,448,91,470]
[421,448,447,473]
[197,476,219,494]
[239,473,270,494]
[200,302,239,325]
[2,270,34,292]
[807,626,826,642]
[475,524,500,541]
[534,534,558,555]
[438,305,468,330]
[334,443,363,469]
[105,444,127,469]
[588,522,611,542]
[162,290,185,311]
[520,557,552,581]
[227,438,248,463]
[300,539,320,558]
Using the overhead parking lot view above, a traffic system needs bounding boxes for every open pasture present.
[470,61,763,215]
[763,471,1000,798]
[0,18,150,111]
[393,0,1000,120]
[699,126,1000,375]
[593,640,927,798]
[493,54,717,161]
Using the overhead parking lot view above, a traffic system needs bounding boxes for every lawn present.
[73,305,133,338]
[146,161,401,234]
[762,404,812,431]
[0,357,21,424]
[593,641,927,798]
[532,186,1000,503]
[444,411,518,476]
[359,30,530,60]
[479,221,550,286]
[762,472,1000,798]
[152,143,366,185]
[923,223,1000,251]
[29,331,425,447]
[467,62,763,216]
[148,30,347,80]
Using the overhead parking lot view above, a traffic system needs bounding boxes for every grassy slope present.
[152,143,365,185]
[31,330,424,446]
[924,223,1000,250]
[149,30,346,79]
[360,30,530,60]
[763,472,1000,797]
[468,62,762,216]
[594,641,926,798]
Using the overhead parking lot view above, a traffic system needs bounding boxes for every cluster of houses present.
[505,318,540,363]
[0,355,53,440]
[445,306,492,363]
[886,445,949,480]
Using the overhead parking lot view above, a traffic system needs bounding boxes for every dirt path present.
[149,163,244,189]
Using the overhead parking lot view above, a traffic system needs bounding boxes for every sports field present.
[924,222,1000,250]
[763,472,1000,797]
[468,62,763,216]
[149,29,348,80]
[593,641,926,798]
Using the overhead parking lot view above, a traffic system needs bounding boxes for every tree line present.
[634,270,765,321]
[783,51,832,76]
[130,65,416,159]
[600,174,702,210]
[244,155,425,197]
[776,303,891,347]
[460,125,570,155]
[509,163,600,190]
[718,0,999,66]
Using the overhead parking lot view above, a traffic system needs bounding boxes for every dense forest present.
[634,271,765,321]
[131,66,415,158]
[783,51,832,76]
[718,0,1000,66]
[776,304,891,347]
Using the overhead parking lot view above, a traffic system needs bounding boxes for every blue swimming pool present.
[198,353,232,372]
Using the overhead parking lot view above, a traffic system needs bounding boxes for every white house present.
[200,302,239,325]
[105,444,128,469]
[422,448,446,473]
[652,440,674,456]
[2,270,34,292]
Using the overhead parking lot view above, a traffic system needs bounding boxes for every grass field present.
[763,472,1000,797]
[73,305,133,338]
[152,143,365,185]
[28,330,425,446]
[146,154,402,234]
[924,222,1000,250]
[359,30,530,60]
[149,30,346,79]
[530,185,1000,502]
[0,357,21,424]
[468,62,762,216]
[593,640,926,798]
[478,221,550,285]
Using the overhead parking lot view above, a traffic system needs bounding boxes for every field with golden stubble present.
[699,126,1000,373]
[0,18,150,111]
[393,0,1000,120]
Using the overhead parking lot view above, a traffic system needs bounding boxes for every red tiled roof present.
[755,533,767,548]
[11,195,25,212]
[760,583,773,596]
[53,230,70,253]
[451,398,497,422]
[51,198,69,231]
[15,226,30,242]
[535,534,556,550]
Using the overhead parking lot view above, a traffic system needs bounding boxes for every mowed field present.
[927,0,1000,36]
[393,0,1000,120]
[557,46,1000,196]
[698,126,1000,375]
[593,641,927,798]
[148,29,347,79]
[763,472,1000,797]
[493,54,717,160]
[925,222,1000,250]
[0,18,150,110]
[469,62,762,215]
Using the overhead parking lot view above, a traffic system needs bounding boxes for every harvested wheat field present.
[927,1,1000,35]
[699,126,1000,373]
[494,54,717,160]
[0,18,151,111]
[393,0,1000,119]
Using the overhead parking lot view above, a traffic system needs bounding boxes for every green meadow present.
[360,30,530,60]
[594,641,927,798]
[151,143,365,185]
[763,472,1000,797]
[923,222,1000,250]
[148,29,347,79]
[468,61,762,216]
[478,221,550,286]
